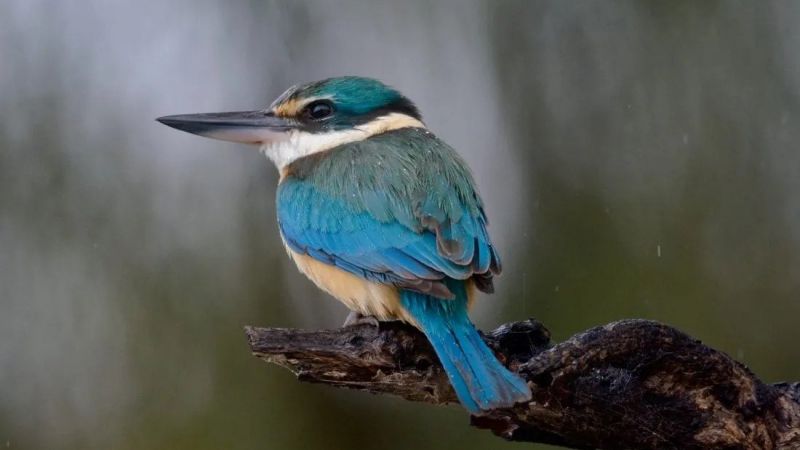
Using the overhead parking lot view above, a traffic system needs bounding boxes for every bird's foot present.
[343,311,380,328]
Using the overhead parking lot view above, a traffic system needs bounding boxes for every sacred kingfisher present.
[157,77,531,414]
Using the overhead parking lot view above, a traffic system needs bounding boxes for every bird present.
[157,76,531,414]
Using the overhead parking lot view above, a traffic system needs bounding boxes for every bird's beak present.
[156,110,295,145]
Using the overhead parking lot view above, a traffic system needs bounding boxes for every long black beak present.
[156,110,295,144]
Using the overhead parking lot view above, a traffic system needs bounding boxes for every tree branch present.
[245,319,800,449]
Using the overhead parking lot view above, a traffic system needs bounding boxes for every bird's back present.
[278,127,500,298]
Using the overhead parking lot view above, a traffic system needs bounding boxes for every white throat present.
[260,113,425,172]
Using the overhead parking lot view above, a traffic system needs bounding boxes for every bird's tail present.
[400,281,531,414]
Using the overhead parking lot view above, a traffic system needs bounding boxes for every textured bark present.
[245,319,800,449]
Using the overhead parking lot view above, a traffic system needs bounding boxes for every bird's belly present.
[285,246,414,324]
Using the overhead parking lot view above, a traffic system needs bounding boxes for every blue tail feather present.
[400,280,531,414]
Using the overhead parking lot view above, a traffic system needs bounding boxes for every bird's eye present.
[304,101,334,120]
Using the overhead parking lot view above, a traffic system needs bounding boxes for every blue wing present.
[277,128,501,298]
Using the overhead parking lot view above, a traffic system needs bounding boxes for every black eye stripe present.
[291,96,422,134]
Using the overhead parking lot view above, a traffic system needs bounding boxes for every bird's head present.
[157,76,425,169]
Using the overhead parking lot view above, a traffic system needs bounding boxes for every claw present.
[343,311,380,328]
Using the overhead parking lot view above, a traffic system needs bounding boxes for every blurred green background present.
[2,1,799,449]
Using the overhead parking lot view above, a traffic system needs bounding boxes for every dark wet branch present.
[245,319,800,449]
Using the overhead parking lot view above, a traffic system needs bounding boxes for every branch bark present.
[245,319,800,449]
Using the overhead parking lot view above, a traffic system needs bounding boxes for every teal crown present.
[273,76,421,131]
[307,77,414,116]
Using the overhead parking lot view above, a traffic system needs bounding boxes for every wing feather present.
[278,128,501,298]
